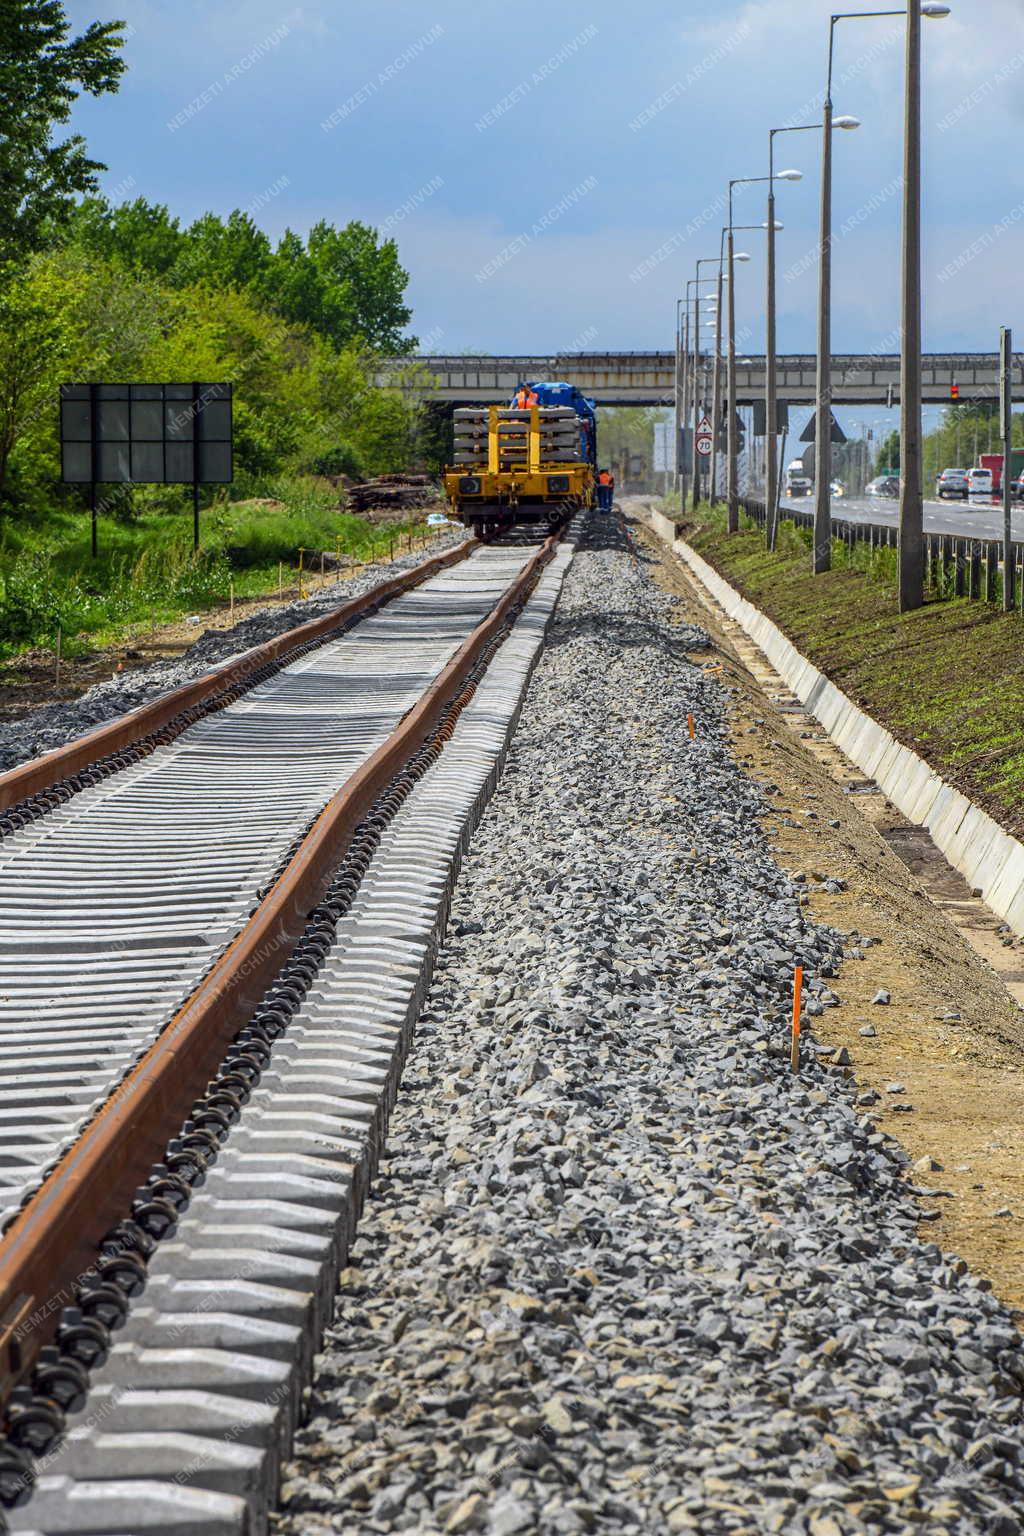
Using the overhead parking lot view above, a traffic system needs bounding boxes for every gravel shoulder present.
[274,514,1024,1536]
[633,514,1024,1315]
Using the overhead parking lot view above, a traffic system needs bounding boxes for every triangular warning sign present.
[800,410,847,444]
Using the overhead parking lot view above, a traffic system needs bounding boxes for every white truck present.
[785,460,812,498]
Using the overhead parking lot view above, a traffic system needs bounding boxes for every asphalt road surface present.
[778,493,1024,539]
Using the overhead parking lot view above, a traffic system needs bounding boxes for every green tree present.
[0,2,126,267]
[64,201,418,355]
[0,254,82,498]
[172,211,273,293]
[0,248,175,501]
[598,406,664,480]
[874,430,900,476]
[68,195,185,276]
[415,401,454,474]
[273,221,414,352]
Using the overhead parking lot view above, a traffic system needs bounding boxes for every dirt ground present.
[632,514,1024,1318]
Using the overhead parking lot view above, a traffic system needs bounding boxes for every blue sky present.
[66,0,1024,363]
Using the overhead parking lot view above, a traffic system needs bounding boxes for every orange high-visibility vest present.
[599,471,612,486]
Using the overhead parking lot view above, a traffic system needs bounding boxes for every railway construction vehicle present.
[443,381,597,539]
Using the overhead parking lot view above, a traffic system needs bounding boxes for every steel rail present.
[0,528,559,1410]
[0,538,476,815]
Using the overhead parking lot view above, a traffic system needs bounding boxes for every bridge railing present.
[739,498,1022,611]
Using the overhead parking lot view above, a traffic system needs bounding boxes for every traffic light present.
[950,381,959,401]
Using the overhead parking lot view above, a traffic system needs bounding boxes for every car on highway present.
[1014,473,1024,502]
[830,480,845,498]
[966,466,994,499]
[866,475,899,498]
[936,467,969,500]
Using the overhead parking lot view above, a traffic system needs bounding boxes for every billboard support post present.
[60,382,233,558]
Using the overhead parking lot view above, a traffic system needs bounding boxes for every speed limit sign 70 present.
[695,414,713,456]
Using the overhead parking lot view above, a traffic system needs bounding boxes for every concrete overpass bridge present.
[390,352,1021,407]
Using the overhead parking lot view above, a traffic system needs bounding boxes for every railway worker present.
[515,386,539,409]
[598,467,614,512]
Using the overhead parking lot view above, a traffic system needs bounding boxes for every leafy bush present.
[307,443,366,479]
[0,478,434,656]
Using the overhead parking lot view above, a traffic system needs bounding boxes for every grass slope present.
[688,513,1024,841]
[0,478,433,660]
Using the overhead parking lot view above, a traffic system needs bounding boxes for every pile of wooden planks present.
[345,474,439,514]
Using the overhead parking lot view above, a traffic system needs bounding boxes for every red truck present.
[977,451,1024,493]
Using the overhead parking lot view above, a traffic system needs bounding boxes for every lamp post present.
[814,7,947,593]
[700,312,719,505]
[682,281,701,505]
[725,177,776,532]
[675,296,686,496]
[813,20,869,573]
[900,1,951,608]
[765,137,824,549]
[726,224,737,526]
[680,303,690,503]
[721,222,761,531]
[693,258,722,508]
[727,167,798,537]
[711,241,725,503]
[684,276,716,505]
[712,229,760,508]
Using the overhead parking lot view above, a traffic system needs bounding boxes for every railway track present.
[0,525,576,1532]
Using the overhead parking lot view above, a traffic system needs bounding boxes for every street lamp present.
[764,122,860,552]
[813,6,947,598]
[812,27,871,573]
[764,140,814,546]
[901,1,951,607]
[692,257,724,508]
[681,274,718,506]
[761,161,807,538]
[674,297,686,496]
[712,229,758,506]
[725,175,778,532]
[676,288,720,497]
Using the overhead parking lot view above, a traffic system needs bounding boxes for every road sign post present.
[696,414,713,458]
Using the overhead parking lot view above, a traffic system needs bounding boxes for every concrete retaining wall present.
[646,512,1024,936]
[648,507,680,546]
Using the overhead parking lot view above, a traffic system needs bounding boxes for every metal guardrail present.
[739,498,1021,609]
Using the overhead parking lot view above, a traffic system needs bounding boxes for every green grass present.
[0,478,435,660]
[687,511,1024,839]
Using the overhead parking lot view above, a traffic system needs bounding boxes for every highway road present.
[777,493,1024,539]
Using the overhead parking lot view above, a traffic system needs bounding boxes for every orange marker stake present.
[790,966,804,1071]
[687,712,696,740]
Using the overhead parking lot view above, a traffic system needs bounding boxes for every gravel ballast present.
[275,517,1024,1536]
[0,532,464,775]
